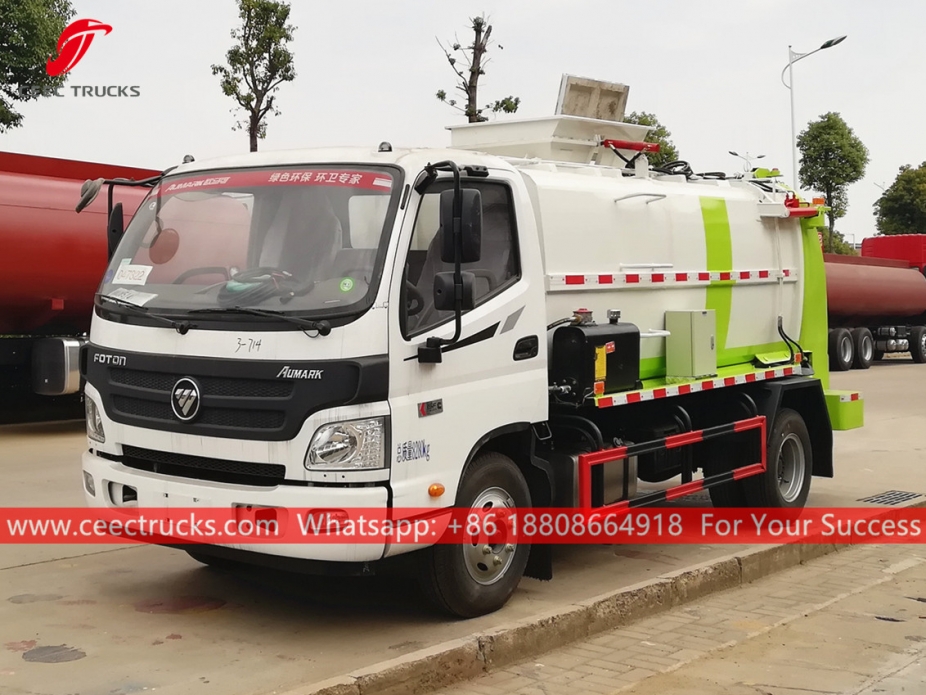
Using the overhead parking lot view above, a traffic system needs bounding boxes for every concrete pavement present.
[1,360,924,695]
[435,544,926,695]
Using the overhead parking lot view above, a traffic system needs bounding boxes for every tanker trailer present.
[0,151,159,418]
[825,252,926,370]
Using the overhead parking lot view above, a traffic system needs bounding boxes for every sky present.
[4,0,925,242]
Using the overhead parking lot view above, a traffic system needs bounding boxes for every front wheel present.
[418,452,531,618]
[743,408,813,508]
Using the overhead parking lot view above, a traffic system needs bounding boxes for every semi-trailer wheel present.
[743,408,812,508]
[829,328,854,371]
[911,326,926,363]
[418,452,531,618]
[851,328,874,369]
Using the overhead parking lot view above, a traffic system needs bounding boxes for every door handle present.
[513,336,539,361]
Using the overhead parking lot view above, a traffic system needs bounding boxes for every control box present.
[665,310,716,380]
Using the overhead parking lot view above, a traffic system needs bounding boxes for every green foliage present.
[874,162,926,235]
[622,111,679,167]
[821,228,858,255]
[0,0,74,132]
[211,0,296,152]
[797,112,869,253]
[436,14,519,123]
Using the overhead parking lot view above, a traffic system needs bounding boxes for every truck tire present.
[829,328,853,371]
[851,328,874,369]
[911,326,926,364]
[418,452,531,618]
[704,441,747,508]
[743,408,812,508]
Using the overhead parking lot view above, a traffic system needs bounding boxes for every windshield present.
[99,165,401,319]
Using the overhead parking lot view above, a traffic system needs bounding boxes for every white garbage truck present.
[75,115,862,617]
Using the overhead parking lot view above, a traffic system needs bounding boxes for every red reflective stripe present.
[678,384,692,395]
[733,463,766,480]
[653,388,667,399]
[627,392,643,403]
[565,275,584,285]
[784,269,792,277]
[745,373,757,383]
[652,273,665,283]
[666,479,705,500]
[598,274,614,284]
[759,270,769,279]
[734,415,766,432]
[739,271,750,280]
[675,273,688,282]
[598,397,614,408]
[851,393,859,401]
[698,272,710,281]
[665,430,704,449]
[626,274,640,284]
[720,272,732,281]
[764,370,775,379]
[724,377,736,387]
[580,446,628,467]
[702,380,714,390]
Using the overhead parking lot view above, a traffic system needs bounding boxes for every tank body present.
[0,152,158,334]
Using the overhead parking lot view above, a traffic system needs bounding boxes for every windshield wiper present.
[97,294,193,335]
[189,306,332,336]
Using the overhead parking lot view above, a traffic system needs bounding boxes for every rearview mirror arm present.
[419,160,465,362]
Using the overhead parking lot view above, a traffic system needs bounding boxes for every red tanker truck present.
[0,151,159,416]
[826,235,926,371]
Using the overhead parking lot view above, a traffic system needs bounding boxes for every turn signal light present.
[813,197,825,205]
[428,484,445,498]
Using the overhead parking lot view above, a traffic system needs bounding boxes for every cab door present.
[386,172,548,512]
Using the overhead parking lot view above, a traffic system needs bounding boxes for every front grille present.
[121,445,285,486]
[112,395,285,430]
[110,368,293,398]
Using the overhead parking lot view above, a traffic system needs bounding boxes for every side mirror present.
[76,178,105,213]
[439,188,482,263]
[433,271,475,312]
[107,203,124,259]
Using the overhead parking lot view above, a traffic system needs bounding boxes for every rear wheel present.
[743,408,812,508]
[911,326,926,363]
[418,452,531,618]
[829,328,854,371]
[851,328,874,370]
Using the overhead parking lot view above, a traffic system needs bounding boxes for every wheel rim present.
[839,336,852,364]
[777,433,806,503]
[861,336,873,362]
[920,334,926,355]
[463,487,516,586]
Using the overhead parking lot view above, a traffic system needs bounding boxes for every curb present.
[284,503,925,695]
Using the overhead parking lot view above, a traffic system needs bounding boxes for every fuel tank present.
[0,152,159,334]
[825,253,926,320]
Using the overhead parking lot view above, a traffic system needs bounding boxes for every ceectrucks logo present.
[22,18,140,99]
[46,18,112,76]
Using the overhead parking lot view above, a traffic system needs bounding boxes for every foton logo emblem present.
[276,367,324,379]
[93,354,126,366]
[46,19,113,77]
[171,378,201,422]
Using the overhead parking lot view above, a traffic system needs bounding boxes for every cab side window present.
[401,181,519,337]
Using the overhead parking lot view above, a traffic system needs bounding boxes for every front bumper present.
[82,449,388,562]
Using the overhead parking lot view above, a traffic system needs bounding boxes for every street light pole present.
[781,35,847,190]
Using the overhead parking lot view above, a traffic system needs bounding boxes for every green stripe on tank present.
[700,198,733,359]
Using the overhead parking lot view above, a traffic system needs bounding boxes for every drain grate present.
[858,490,924,506]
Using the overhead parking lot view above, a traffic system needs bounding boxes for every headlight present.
[85,396,105,443]
[305,417,385,471]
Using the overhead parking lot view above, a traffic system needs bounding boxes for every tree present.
[874,162,926,235]
[0,0,74,132]
[212,0,296,152]
[622,111,679,168]
[435,14,519,123]
[796,112,869,253]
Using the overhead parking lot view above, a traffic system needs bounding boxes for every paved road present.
[0,360,923,695]
[438,544,926,695]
